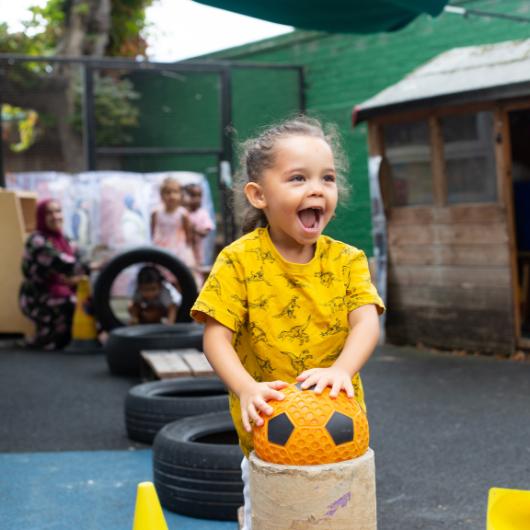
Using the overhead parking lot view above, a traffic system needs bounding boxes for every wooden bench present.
[140,349,215,380]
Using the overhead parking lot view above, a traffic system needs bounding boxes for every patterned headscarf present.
[36,199,73,256]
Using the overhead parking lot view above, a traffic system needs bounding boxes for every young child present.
[183,183,215,267]
[151,176,196,272]
[128,265,181,325]
[190,116,384,529]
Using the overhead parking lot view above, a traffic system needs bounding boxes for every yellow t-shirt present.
[191,227,385,456]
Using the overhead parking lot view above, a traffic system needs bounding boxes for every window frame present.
[372,103,501,209]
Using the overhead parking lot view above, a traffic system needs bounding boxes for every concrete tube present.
[249,448,377,530]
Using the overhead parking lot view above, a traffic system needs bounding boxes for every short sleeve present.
[191,248,247,332]
[344,249,385,315]
[163,281,182,306]
[193,209,214,232]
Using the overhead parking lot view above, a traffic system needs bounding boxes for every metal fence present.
[0,54,304,244]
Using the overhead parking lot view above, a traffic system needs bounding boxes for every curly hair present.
[233,115,350,234]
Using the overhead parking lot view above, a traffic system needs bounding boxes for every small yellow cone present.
[71,276,98,340]
[487,487,530,530]
[132,482,169,530]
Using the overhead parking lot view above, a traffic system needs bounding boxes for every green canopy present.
[193,0,449,33]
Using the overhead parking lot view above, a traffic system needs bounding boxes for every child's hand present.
[296,367,354,398]
[239,380,288,432]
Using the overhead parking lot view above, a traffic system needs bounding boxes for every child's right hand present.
[239,380,287,432]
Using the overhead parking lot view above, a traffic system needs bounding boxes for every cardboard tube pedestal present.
[249,448,377,530]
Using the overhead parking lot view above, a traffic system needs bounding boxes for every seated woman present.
[19,199,89,350]
[128,265,181,325]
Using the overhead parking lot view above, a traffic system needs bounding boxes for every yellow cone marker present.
[71,276,98,340]
[487,487,530,530]
[132,482,169,530]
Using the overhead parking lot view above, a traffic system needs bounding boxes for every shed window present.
[441,112,497,204]
[383,120,433,206]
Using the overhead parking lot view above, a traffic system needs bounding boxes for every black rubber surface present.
[0,346,142,452]
[125,377,229,443]
[105,323,203,376]
[153,412,243,520]
[93,246,198,331]
[3,342,530,529]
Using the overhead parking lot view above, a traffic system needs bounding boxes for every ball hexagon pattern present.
[253,383,369,465]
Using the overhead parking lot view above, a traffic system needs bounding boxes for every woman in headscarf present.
[19,199,89,350]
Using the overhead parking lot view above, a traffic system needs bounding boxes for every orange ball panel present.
[253,384,369,465]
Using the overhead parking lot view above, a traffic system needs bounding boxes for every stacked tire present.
[105,323,204,376]
[93,246,198,331]
[125,377,229,444]
[92,246,202,377]
[153,412,244,521]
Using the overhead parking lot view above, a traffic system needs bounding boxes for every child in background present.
[191,115,384,530]
[151,176,196,272]
[183,183,215,267]
[128,265,181,324]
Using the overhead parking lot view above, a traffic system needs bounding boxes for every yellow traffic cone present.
[71,276,98,341]
[487,487,530,530]
[132,482,169,530]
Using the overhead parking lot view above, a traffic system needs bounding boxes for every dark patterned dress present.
[19,232,87,350]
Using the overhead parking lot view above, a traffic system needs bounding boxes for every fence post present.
[82,64,97,171]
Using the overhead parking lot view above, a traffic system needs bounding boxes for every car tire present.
[93,246,198,332]
[153,412,243,521]
[125,377,229,444]
[105,323,203,376]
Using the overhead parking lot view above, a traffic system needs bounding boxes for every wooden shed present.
[356,39,530,355]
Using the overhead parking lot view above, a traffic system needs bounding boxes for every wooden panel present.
[388,264,510,289]
[388,244,510,267]
[389,204,505,225]
[141,351,192,379]
[17,192,37,233]
[141,349,215,379]
[386,307,514,354]
[429,116,446,207]
[367,122,384,157]
[372,101,496,126]
[387,223,508,246]
[0,191,34,335]
[182,351,214,376]
[388,284,511,311]
[494,107,520,339]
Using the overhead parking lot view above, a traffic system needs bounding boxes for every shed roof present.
[356,39,530,122]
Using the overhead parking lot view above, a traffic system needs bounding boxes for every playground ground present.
[0,341,529,529]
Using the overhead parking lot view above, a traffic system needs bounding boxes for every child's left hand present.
[296,366,354,398]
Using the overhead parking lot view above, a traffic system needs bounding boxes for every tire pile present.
[125,378,243,521]
[125,378,229,444]
[105,323,204,376]
[153,412,243,521]
[94,247,244,521]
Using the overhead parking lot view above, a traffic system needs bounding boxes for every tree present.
[0,0,152,171]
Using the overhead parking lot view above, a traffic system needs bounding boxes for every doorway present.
[508,109,530,343]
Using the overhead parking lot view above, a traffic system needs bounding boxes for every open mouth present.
[298,207,323,231]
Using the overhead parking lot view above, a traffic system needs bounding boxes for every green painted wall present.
[122,71,222,208]
[124,68,303,213]
[203,0,530,254]
[231,67,301,141]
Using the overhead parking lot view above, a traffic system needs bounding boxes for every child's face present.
[246,135,338,249]
[185,185,202,212]
[161,181,181,210]
[138,282,162,302]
